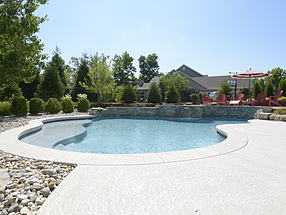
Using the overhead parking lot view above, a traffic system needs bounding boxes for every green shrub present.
[0,84,23,101]
[265,80,275,97]
[29,98,44,114]
[61,95,74,113]
[239,87,252,100]
[273,109,286,115]
[166,85,180,103]
[191,93,200,104]
[279,78,286,97]
[253,80,262,99]
[218,82,232,100]
[10,96,28,116]
[120,85,137,103]
[77,94,90,112]
[147,83,161,103]
[44,98,61,114]
[0,102,11,116]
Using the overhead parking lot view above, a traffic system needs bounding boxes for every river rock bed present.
[0,113,81,215]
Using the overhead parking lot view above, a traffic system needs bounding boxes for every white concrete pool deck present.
[1,116,286,214]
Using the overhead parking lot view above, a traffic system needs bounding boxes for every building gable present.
[176,64,204,78]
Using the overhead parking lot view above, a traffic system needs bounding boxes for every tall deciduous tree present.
[138,54,160,83]
[159,73,190,101]
[83,54,114,102]
[279,78,286,96]
[0,0,48,86]
[112,52,137,86]
[267,67,286,91]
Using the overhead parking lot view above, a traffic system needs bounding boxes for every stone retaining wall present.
[90,105,264,119]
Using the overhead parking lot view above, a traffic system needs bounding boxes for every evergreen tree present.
[166,84,180,103]
[52,48,67,88]
[19,72,41,99]
[265,80,275,97]
[38,56,65,101]
[279,78,286,96]
[120,85,137,103]
[253,80,263,99]
[147,83,161,103]
[72,59,91,98]
[113,52,137,86]
[138,54,160,83]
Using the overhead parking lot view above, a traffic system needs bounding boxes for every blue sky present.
[37,0,286,76]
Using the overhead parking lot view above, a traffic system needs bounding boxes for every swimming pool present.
[21,117,247,154]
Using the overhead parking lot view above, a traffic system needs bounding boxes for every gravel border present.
[0,112,86,215]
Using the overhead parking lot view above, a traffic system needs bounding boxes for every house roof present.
[138,76,160,90]
[138,65,254,92]
[175,64,204,77]
[192,75,253,90]
[137,83,151,90]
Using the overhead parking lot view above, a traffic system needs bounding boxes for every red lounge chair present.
[245,92,266,106]
[202,94,212,105]
[268,90,283,106]
[216,94,227,105]
[229,93,244,105]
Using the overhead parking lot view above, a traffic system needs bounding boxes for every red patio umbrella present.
[231,69,271,89]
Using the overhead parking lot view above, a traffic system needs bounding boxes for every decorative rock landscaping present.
[0,151,75,215]
[0,113,81,215]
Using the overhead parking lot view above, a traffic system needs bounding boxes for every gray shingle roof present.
[192,75,253,90]
[137,83,151,90]
[138,65,254,92]
[176,65,204,77]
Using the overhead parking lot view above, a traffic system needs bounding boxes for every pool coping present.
[0,115,250,166]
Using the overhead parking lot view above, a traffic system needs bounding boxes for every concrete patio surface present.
[36,120,286,215]
[1,116,286,214]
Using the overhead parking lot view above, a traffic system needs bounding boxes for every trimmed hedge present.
[11,96,28,116]
[44,98,61,114]
[0,102,11,116]
[29,98,44,114]
[77,95,90,112]
[62,97,74,113]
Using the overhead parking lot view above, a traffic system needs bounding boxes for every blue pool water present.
[21,117,247,154]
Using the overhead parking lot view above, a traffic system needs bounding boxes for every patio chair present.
[267,90,283,106]
[216,94,227,105]
[229,93,244,105]
[244,92,266,106]
[202,94,212,105]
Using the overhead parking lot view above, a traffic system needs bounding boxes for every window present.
[227,79,236,87]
